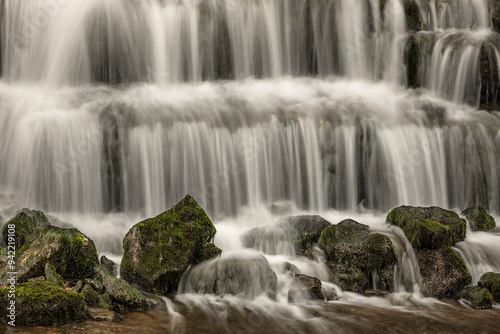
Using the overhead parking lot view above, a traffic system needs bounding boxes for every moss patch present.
[478,272,500,302]
[386,206,466,249]
[0,281,88,326]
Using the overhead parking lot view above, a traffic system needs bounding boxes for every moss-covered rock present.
[386,206,466,249]
[44,262,64,288]
[460,286,493,309]
[242,215,331,258]
[120,195,221,294]
[179,252,278,298]
[98,293,114,310]
[318,219,397,292]
[94,265,147,312]
[1,209,50,249]
[287,273,324,302]
[81,284,100,307]
[100,255,117,276]
[478,272,500,302]
[0,226,99,285]
[0,281,88,326]
[416,247,472,298]
[85,278,104,294]
[461,206,496,231]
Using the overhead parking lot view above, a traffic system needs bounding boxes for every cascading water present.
[1,0,500,332]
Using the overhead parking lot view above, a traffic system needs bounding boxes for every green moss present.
[461,206,496,231]
[81,284,100,307]
[98,293,114,310]
[1,209,50,249]
[387,206,466,249]
[120,195,221,294]
[460,286,493,309]
[478,272,500,301]
[0,281,88,326]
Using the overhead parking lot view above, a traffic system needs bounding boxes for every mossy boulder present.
[478,272,500,301]
[100,255,117,276]
[288,273,325,302]
[44,262,64,288]
[318,219,397,292]
[94,265,147,312]
[179,252,278,298]
[461,206,496,231]
[0,225,99,285]
[120,195,221,295]
[386,206,467,249]
[0,281,88,326]
[460,286,493,309]
[243,215,331,257]
[1,209,50,249]
[415,247,472,298]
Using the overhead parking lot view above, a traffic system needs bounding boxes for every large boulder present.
[0,281,88,326]
[179,251,277,298]
[0,225,99,285]
[478,272,500,302]
[386,206,467,249]
[242,215,331,257]
[318,219,397,292]
[460,286,493,310]
[415,247,472,298]
[461,206,496,231]
[1,209,50,249]
[120,195,222,294]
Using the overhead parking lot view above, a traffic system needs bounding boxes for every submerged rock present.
[416,247,472,298]
[0,225,99,284]
[242,215,331,257]
[179,251,278,298]
[478,272,500,302]
[0,281,88,326]
[1,209,50,249]
[386,206,466,249]
[460,286,493,310]
[287,273,325,302]
[461,206,496,231]
[120,195,221,294]
[318,219,396,292]
[88,307,117,321]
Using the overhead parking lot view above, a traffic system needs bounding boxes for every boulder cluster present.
[0,196,497,327]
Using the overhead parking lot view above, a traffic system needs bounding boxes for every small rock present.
[98,293,114,310]
[288,273,324,302]
[283,262,301,274]
[461,206,496,231]
[100,256,117,276]
[85,278,104,293]
[460,286,493,309]
[27,276,46,282]
[478,272,500,302]
[88,307,117,321]
[81,284,100,307]
[45,262,64,288]
[72,280,84,293]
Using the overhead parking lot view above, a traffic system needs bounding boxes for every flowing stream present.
[0,0,500,332]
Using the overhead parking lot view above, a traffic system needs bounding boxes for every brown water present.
[7,300,500,334]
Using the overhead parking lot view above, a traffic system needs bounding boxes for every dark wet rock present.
[81,284,100,307]
[94,266,147,312]
[88,307,117,321]
[416,247,472,298]
[242,215,331,258]
[44,262,64,288]
[287,273,325,302]
[120,195,221,295]
[479,43,500,111]
[180,252,278,299]
[143,292,166,310]
[100,255,117,276]
[318,219,396,293]
[283,262,301,274]
[404,0,422,31]
[461,206,496,231]
[491,0,500,33]
[386,206,467,249]
[1,209,50,249]
[478,272,500,302]
[98,293,114,310]
[0,225,99,285]
[0,281,88,326]
[460,286,493,310]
